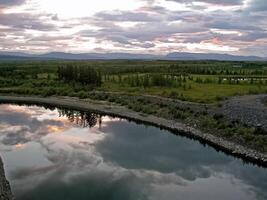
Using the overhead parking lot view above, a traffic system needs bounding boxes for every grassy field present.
[100,76,267,103]
[0,60,267,103]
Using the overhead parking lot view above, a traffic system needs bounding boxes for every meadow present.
[0,60,267,103]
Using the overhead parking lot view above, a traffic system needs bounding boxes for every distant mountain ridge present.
[0,51,266,61]
[166,52,263,61]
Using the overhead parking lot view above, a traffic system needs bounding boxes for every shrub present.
[169,91,179,99]
[213,113,224,121]
[78,91,88,99]
[200,116,217,128]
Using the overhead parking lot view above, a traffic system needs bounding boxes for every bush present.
[78,91,88,99]
[169,91,179,99]
[170,108,187,120]
[42,88,56,97]
[200,116,217,128]
[215,95,224,101]
[213,113,224,121]
[142,106,155,115]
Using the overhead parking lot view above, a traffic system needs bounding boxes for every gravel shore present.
[223,94,267,131]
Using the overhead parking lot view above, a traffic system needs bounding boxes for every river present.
[0,104,266,200]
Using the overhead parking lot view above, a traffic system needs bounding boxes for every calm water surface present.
[0,104,266,200]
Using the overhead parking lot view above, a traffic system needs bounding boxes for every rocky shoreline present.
[223,94,267,131]
[0,95,266,167]
[0,157,13,200]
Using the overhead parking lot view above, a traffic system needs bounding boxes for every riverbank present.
[0,157,13,200]
[0,95,266,167]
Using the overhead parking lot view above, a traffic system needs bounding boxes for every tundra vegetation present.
[0,60,267,153]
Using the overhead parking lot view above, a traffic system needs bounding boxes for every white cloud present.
[31,0,146,18]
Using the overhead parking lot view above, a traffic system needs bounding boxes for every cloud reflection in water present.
[0,104,266,200]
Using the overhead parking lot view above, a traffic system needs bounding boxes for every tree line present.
[104,74,188,87]
[58,64,101,86]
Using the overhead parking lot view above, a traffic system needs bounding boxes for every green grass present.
[1,77,266,103]
[1,60,267,103]
[99,78,267,103]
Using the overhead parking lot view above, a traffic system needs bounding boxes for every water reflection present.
[0,104,266,200]
[58,109,102,128]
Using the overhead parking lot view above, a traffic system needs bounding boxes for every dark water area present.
[0,104,266,200]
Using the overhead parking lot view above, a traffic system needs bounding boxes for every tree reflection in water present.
[58,108,102,128]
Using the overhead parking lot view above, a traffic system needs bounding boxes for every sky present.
[0,0,266,56]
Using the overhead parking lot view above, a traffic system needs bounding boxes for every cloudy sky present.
[0,0,266,56]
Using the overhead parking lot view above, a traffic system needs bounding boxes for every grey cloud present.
[138,42,155,48]
[29,35,74,42]
[247,0,267,12]
[167,11,212,22]
[0,13,57,31]
[104,35,132,45]
[1,126,30,145]
[167,0,243,6]
[207,20,262,31]
[202,9,265,32]
[95,10,161,22]
[177,32,214,43]
[88,3,265,50]
[0,0,25,6]
[241,43,267,57]
[81,21,205,45]
[234,31,267,42]
[95,7,210,24]
[94,34,156,49]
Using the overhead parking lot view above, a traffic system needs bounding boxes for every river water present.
[0,104,266,200]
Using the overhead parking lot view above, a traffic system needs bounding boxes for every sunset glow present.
[0,0,266,56]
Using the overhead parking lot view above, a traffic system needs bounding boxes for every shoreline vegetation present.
[0,95,266,167]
